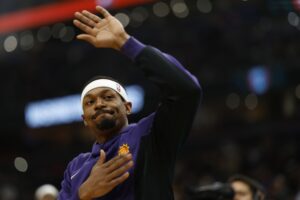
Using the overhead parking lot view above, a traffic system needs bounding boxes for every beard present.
[96,118,116,130]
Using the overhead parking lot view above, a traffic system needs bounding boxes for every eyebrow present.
[84,94,93,100]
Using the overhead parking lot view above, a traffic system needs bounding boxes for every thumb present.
[77,34,97,46]
[98,149,106,164]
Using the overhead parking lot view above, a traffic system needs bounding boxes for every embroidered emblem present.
[118,144,130,155]
[116,83,121,93]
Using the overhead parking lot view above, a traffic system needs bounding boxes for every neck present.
[94,122,128,144]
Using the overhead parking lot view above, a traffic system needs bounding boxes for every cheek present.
[114,107,127,120]
[83,110,93,120]
[114,102,125,112]
[120,105,129,115]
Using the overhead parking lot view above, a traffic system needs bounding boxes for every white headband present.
[81,79,129,105]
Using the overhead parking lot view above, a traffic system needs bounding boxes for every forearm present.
[136,46,201,98]
[120,37,202,154]
[121,37,201,99]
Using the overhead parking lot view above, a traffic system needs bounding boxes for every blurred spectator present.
[0,184,18,200]
[35,184,58,200]
[228,174,266,200]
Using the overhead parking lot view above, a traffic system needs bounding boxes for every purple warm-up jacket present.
[59,37,202,200]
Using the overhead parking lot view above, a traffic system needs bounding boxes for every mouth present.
[92,110,114,120]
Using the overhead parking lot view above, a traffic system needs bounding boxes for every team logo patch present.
[118,143,130,155]
[116,83,121,93]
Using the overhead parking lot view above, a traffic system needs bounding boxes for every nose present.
[94,97,106,109]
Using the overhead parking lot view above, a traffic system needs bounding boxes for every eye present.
[85,99,94,105]
[105,95,114,100]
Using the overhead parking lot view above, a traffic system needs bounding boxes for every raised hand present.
[78,150,134,200]
[73,6,130,50]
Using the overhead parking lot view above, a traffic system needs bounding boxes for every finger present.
[105,153,132,167]
[106,160,133,181]
[104,153,132,169]
[109,172,130,187]
[103,153,130,167]
[102,154,123,168]
[82,10,102,23]
[106,155,132,173]
[98,149,106,164]
[73,19,95,35]
[96,6,111,18]
[74,12,97,28]
[76,34,96,45]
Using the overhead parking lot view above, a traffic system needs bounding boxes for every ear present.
[124,102,132,115]
[81,114,88,126]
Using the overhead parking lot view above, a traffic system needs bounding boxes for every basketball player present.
[58,6,202,200]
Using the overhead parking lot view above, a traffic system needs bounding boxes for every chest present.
[69,134,141,193]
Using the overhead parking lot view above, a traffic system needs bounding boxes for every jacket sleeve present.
[58,163,73,200]
[58,160,80,200]
[122,37,202,157]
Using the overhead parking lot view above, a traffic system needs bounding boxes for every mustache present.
[91,109,114,120]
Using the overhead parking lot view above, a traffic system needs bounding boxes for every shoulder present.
[128,112,156,137]
[137,112,155,126]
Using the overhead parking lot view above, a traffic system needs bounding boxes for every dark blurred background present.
[0,0,300,199]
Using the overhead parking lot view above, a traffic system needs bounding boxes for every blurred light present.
[197,0,212,13]
[25,94,82,128]
[3,35,18,52]
[153,2,170,17]
[20,31,34,50]
[283,93,295,117]
[129,14,143,27]
[172,1,189,18]
[115,13,130,27]
[245,93,258,110]
[25,85,144,128]
[97,0,113,7]
[126,85,144,113]
[226,93,240,110]
[52,23,65,39]
[132,7,149,21]
[14,157,28,172]
[0,0,155,34]
[0,185,18,200]
[295,84,300,99]
[292,0,300,12]
[59,26,75,42]
[247,66,270,95]
[287,12,299,26]
[130,7,148,27]
[37,26,51,42]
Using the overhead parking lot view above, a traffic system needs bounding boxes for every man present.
[59,5,201,200]
[228,174,266,200]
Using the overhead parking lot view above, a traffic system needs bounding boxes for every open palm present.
[73,6,129,50]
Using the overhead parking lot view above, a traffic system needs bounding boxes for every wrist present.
[78,182,92,200]
[114,32,130,51]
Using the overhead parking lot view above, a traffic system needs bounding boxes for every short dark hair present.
[228,174,266,200]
